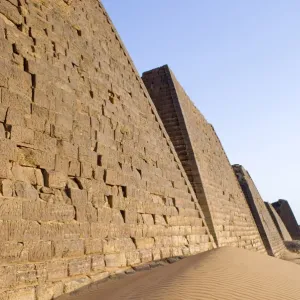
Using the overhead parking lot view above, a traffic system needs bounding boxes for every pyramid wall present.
[272,200,300,240]
[233,165,286,256]
[0,1,214,298]
[265,203,292,241]
[142,65,265,251]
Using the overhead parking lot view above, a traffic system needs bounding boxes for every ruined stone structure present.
[0,1,215,298]
[272,200,300,240]
[142,65,265,251]
[265,202,292,241]
[233,165,285,256]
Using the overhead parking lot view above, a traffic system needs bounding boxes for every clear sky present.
[102,0,300,222]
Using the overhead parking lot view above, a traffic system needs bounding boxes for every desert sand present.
[58,247,300,300]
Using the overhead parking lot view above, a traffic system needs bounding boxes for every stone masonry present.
[0,1,215,298]
[142,65,265,251]
[233,165,286,257]
[272,200,300,240]
[265,202,292,241]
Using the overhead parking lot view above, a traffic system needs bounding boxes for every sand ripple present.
[59,247,300,300]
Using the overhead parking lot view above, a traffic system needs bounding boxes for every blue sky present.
[102,0,300,222]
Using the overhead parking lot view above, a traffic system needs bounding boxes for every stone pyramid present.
[233,165,286,256]
[142,65,265,251]
[0,0,214,298]
[265,202,292,241]
[272,199,300,240]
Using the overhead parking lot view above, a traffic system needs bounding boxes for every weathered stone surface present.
[43,171,67,189]
[105,253,127,268]
[0,0,215,297]
[36,282,64,300]
[68,257,91,276]
[233,165,286,257]
[143,65,265,252]
[64,277,91,294]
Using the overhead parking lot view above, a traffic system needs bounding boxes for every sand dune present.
[58,247,300,300]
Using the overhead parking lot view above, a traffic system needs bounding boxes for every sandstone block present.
[105,169,126,186]
[80,162,93,179]
[17,147,55,170]
[69,188,88,206]
[36,282,64,300]
[40,203,75,221]
[0,106,7,123]
[0,159,10,179]
[142,214,154,225]
[53,239,84,258]
[0,1,22,24]
[6,107,28,127]
[10,126,35,145]
[40,222,64,241]
[91,223,109,239]
[91,254,105,272]
[134,238,154,250]
[68,160,81,176]
[0,265,16,288]
[55,113,72,131]
[5,287,35,300]
[1,179,13,197]
[68,257,91,276]
[105,253,126,268]
[14,181,38,200]
[43,170,67,189]
[64,221,90,239]
[34,132,56,153]
[152,248,161,260]
[0,123,5,139]
[0,241,25,264]
[85,239,103,255]
[22,201,42,220]
[139,249,152,263]
[54,155,69,174]
[57,140,78,159]
[47,260,68,281]
[0,220,9,241]
[64,277,91,294]
[160,247,171,258]
[0,198,22,220]
[126,251,141,266]
[79,146,97,165]
[103,238,135,254]
[16,264,37,285]
[154,215,167,225]
[8,218,40,242]
[124,210,137,224]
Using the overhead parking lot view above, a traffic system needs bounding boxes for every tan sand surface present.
[58,247,300,300]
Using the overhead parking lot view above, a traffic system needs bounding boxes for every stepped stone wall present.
[265,203,292,241]
[233,165,285,256]
[0,1,215,298]
[272,200,300,240]
[142,65,265,252]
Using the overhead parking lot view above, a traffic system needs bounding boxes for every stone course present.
[142,65,265,252]
[233,165,286,256]
[272,200,300,240]
[0,1,215,298]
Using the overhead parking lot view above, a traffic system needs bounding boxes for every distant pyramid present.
[233,165,286,256]
[142,65,265,252]
[272,200,300,240]
[265,202,292,241]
